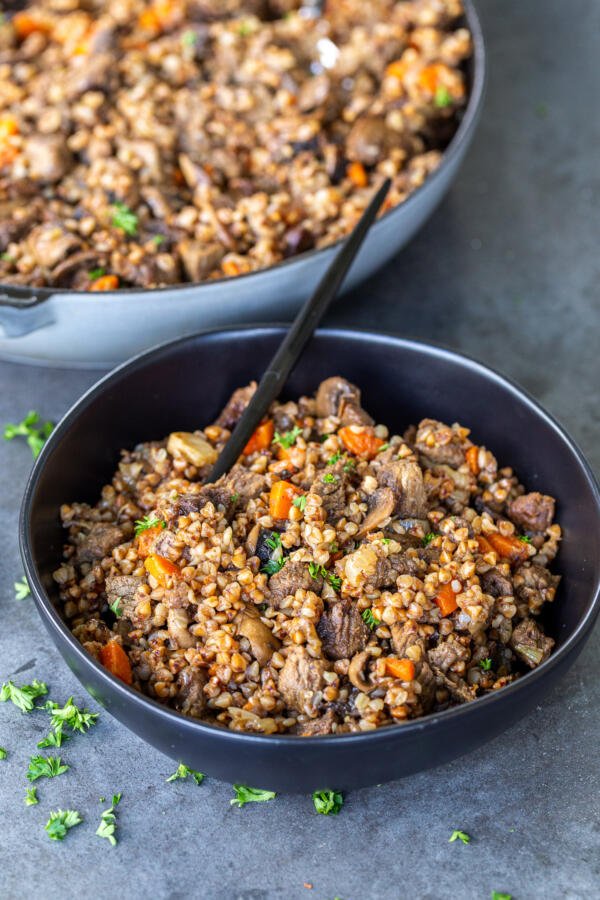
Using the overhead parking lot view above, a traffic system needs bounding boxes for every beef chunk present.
[297,707,337,736]
[75,523,125,564]
[214,383,256,429]
[367,551,422,590]
[437,671,476,703]
[175,666,207,717]
[105,575,141,618]
[480,567,513,598]
[268,560,322,607]
[513,563,560,615]
[278,646,328,714]
[346,116,391,165]
[314,376,373,425]
[427,634,471,673]
[178,240,224,282]
[317,597,369,660]
[24,135,73,183]
[510,618,554,668]
[508,492,555,533]
[225,466,268,503]
[415,419,467,468]
[309,462,348,523]
[375,459,428,518]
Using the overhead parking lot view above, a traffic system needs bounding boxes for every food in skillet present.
[0,0,472,290]
[53,377,562,735]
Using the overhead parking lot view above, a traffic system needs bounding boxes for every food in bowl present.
[0,0,472,290]
[53,376,562,736]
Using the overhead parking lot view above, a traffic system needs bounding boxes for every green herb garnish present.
[0,679,47,713]
[434,86,452,108]
[327,451,342,465]
[322,473,338,484]
[88,267,106,281]
[381,538,390,545]
[265,532,282,551]
[231,491,240,503]
[422,532,436,546]
[376,443,390,453]
[329,541,338,553]
[27,755,69,782]
[109,597,123,617]
[237,20,253,36]
[261,557,286,576]
[343,460,355,473]
[1,251,15,262]
[0,747,6,759]
[312,789,343,815]
[37,729,67,749]
[449,829,471,845]
[152,234,166,246]
[181,29,196,47]
[111,202,138,237]
[134,515,166,537]
[272,426,302,449]
[491,893,512,900]
[292,494,307,512]
[45,809,82,841]
[4,411,54,458]
[361,609,380,631]
[45,697,98,735]
[479,658,492,671]
[14,576,31,600]
[166,764,204,785]
[25,787,38,806]
[230,784,276,808]
[308,563,341,592]
[96,793,122,846]
[518,534,532,544]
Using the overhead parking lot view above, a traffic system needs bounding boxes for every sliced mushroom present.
[356,487,395,539]
[235,608,281,666]
[315,376,373,425]
[348,650,374,693]
[167,607,196,649]
[167,431,218,467]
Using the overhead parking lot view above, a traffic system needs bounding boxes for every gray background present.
[0,1,598,897]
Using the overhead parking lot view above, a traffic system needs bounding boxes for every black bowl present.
[20,328,600,793]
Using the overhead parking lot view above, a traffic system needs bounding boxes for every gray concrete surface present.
[0,1,599,897]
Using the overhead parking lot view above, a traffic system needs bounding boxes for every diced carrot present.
[0,116,19,139]
[136,524,164,558]
[99,641,133,685]
[0,145,18,168]
[435,581,459,616]
[277,445,305,469]
[477,535,495,554]
[466,445,479,475]
[144,554,181,585]
[243,419,274,455]
[385,58,408,81]
[13,13,50,39]
[90,275,119,292]
[417,63,446,93]
[385,658,415,681]
[139,7,161,31]
[487,532,529,565]
[347,161,368,188]
[338,426,385,460]
[269,480,303,519]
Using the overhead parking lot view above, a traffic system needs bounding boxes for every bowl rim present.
[20,326,600,749]
[1,0,486,304]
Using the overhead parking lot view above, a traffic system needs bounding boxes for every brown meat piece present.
[105,575,141,618]
[427,634,471,673]
[178,240,225,282]
[225,466,268,503]
[317,597,369,660]
[214,383,256,429]
[367,551,422,590]
[508,492,555,533]
[278,646,328,714]
[27,225,80,269]
[375,459,428,518]
[513,563,560,615]
[437,671,476,703]
[170,484,234,520]
[175,666,207,717]
[268,560,322,607]
[346,116,391,165]
[24,135,73,183]
[75,523,125,564]
[314,376,373,425]
[309,463,348,523]
[297,708,337,736]
[510,618,554,668]
[479,567,513,598]
[415,419,467,468]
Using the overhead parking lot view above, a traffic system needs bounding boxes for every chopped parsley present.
[109,597,123,617]
[327,451,342,465]
[231,491,240,503]
[312,789,343,815]
[3,411,54,458]
[491,894,512,900]
[45,697,99,735]
[27,755,69,782]
[25,787,38,806]
[37,729,67,749]
[134,515,166,537]
[230,784,276,808]
[362,609,380,631]
[111,202,138,237]
[45,809,82,841]
[1,251,15,262]
[322,473,338,484]
[181,29,196,47]
[422,532,437,546]
[96,793,122,846]
[152,233,166,246]
[0,747,6,760]
[308,563,341,592]
[329,541,338,553]
[237,20,253,36]
[0,678,47,713]
[479,658,492,671]
[518,534,532,544]
[14,575,31,600]
[262,557,286,576]
[343,460,355,473]
[449,829,471,845]
[292,494,307,512]
[88,267,106,281]
[435,86,453,108]
[377,443,390,453]
[265,532,282,551]
[326,572,342,592]
[166,763,204,785]
[272,426,302,449]
[381,538,391,545]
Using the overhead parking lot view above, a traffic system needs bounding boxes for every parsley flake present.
[111,202,138,237]
[96,793,122,846]
[312,789,343,815]
[152,234,166,246]
[265,532,282,552]
[308,563,341,592]
[327,451,342,465]
[134,515,166,537]
[27,755,69,782]
[45,697,98,735]
[230,784,276,808]
[479,658,492,671]
[261,557,286,576]
[449,829,471,845]
[88,267,106,281]
[25,787,38,806]
[45,809,82,841]
[518,534,532,544]
[343,460,355,473]
[272,426,302,449]
[376,443,390,453]
[4,411,54,458]
[0,678,47,713]
[0,747,6,759]
[181,29,196,47]
[322,473,338,484]
[292,494,307,512]
[166,764,204,785]
[231,492,240,503]
[435,86,453,108]
[109,597,123,617]
[422,532,436,546]
[491,893,512,900]
[381,538,391,545]
[362,609,380,631]
[37,729,68,749]
[14,575,31,600]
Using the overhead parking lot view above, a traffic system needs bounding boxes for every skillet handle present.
[0,287,56,337]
